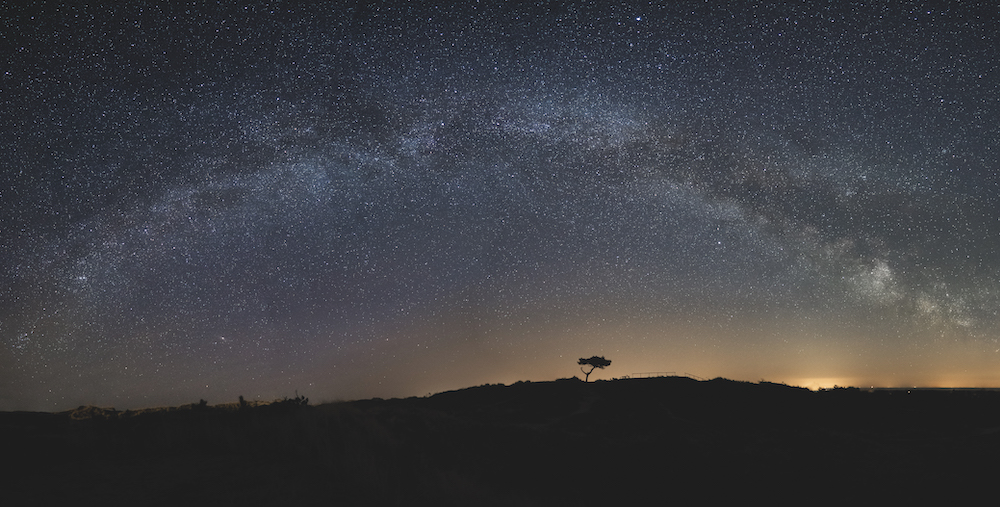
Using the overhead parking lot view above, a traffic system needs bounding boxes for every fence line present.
[615,372,706,380]
[618,372,674,379]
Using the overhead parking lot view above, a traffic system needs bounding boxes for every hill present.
[5,377,1000,505]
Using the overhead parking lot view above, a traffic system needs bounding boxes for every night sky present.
[4,1,1000,412]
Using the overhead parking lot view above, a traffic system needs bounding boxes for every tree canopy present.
[578,356,611,382]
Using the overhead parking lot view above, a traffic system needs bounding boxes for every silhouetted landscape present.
[6,377,1000,505]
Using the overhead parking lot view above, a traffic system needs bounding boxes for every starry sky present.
[3,1,1000,411]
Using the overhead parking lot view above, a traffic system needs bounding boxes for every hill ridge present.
[5,376,1000,504]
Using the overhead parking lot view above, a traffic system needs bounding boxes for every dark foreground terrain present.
[5,377,1000,505]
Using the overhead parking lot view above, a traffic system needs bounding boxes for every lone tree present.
[578,356,612,382]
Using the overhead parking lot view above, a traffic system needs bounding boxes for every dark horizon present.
[11,374,1000,504]
[12,374,1000,415]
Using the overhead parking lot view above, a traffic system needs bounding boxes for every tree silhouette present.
[578,356,611,382]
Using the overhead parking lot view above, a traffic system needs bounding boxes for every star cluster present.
[3,2,1000,410]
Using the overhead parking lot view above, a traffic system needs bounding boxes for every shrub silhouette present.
[268,392,309,411]
[578,356,611,382]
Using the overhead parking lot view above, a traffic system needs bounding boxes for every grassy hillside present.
[6,377,1000,505]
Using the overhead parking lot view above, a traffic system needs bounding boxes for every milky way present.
[4,2,1000,411]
